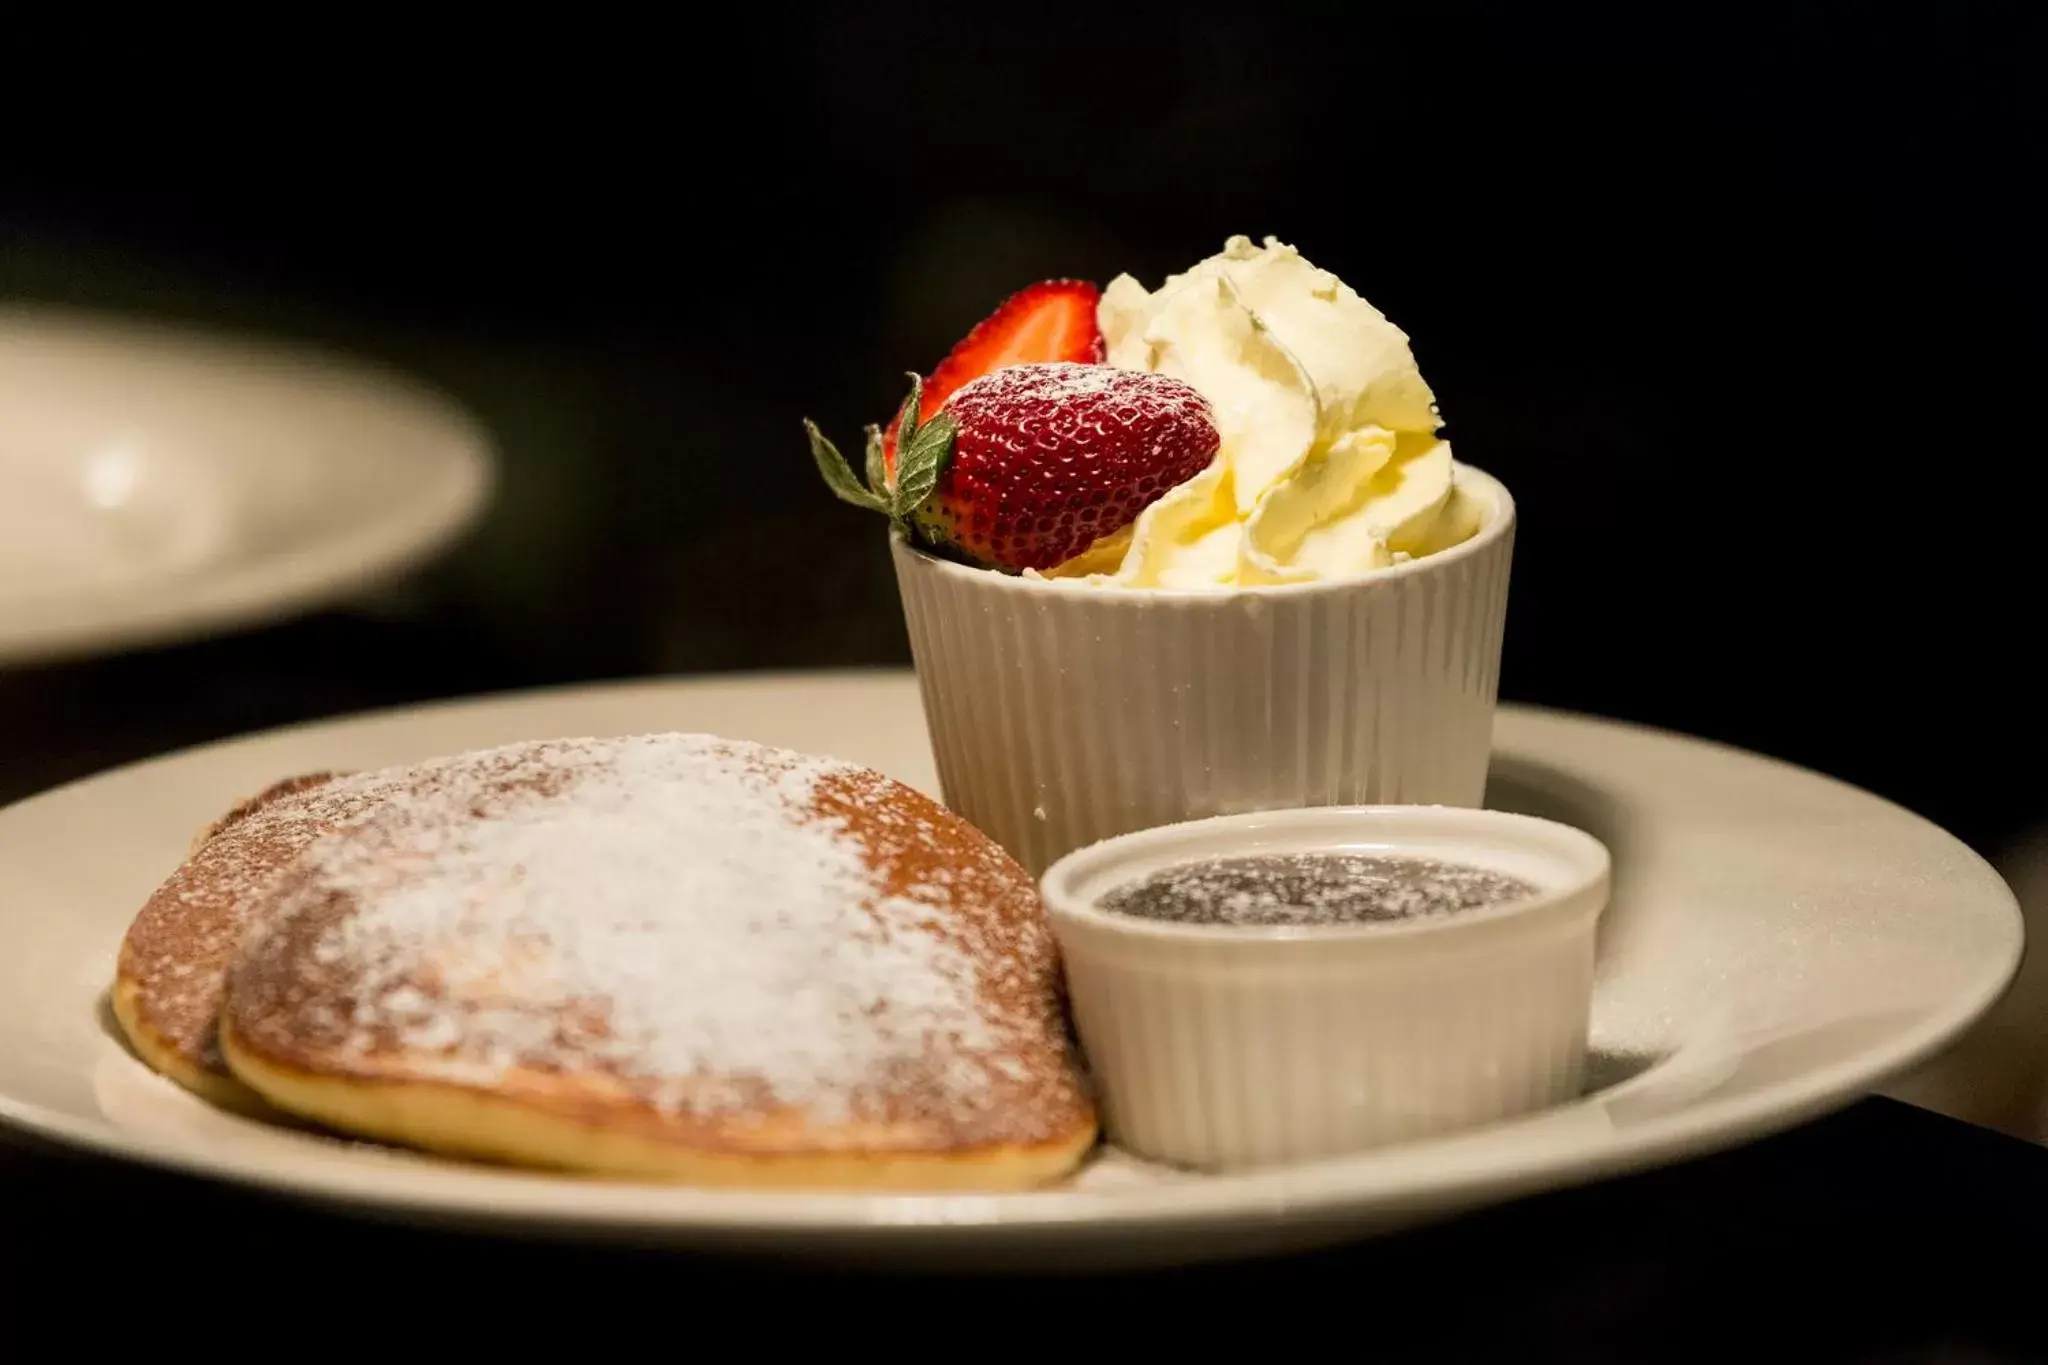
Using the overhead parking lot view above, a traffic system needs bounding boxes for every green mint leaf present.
[891,409,955,517]
[863,423,888,495]
[805,420,886,512]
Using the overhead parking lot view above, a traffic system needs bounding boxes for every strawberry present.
[882,279,1105,476]
[806,362,1220,574]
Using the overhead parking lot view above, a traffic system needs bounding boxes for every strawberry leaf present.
[892,409,955,517]
[893,373,925,456]
[863,423,888,495]
[805,420,886,512]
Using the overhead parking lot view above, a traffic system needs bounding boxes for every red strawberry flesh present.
[911,363,1220,573]
[884,279,1105,474]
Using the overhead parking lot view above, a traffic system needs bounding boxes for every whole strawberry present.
[806,363,1220,574]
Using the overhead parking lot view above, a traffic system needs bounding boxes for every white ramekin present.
[890,465,1515,876]
[1040,804,1610,1171]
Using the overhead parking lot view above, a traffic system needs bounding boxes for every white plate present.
[0,670,2020,1269]
[0,308,493,665]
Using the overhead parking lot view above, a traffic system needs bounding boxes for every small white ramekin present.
[1040,804,1610,1172]
[890,465,1515,876]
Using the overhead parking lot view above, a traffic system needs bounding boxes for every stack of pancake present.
[111,733,1097,1190]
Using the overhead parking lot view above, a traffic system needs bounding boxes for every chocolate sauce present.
[1097,852,1540,928]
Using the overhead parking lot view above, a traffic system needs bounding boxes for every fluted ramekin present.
[1040,804,1611,1171]
[890,466,1515,877]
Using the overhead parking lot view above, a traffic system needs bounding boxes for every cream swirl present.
[1037,235,1484,589]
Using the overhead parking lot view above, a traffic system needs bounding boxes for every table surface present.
[1,1095,2040,1358]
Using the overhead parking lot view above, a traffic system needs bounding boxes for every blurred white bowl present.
[0,306,493,665]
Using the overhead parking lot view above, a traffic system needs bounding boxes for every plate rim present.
[0,670,2023,1243]
[0,305,495,665]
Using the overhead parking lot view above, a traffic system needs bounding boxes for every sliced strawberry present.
[883,279,1105,476]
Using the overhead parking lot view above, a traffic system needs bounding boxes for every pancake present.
[112,771,355,1115]
[215,733,1098,1189]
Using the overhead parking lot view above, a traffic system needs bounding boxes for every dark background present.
[1,4,2041,858]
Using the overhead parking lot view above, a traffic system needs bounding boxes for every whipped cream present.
[1038,235,1485,589]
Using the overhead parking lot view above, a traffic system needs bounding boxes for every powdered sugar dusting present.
[1099,853,1539,928]
[121,771,402,1070]
[947,360,1214,424]
[226,734,1069,1133]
